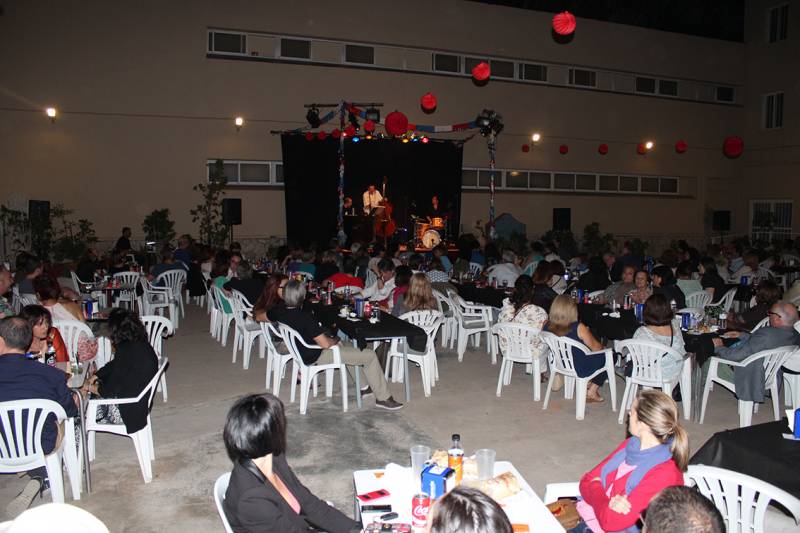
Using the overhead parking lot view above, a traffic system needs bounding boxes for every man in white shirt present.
[361,258,396,309]
[362,184,383,215]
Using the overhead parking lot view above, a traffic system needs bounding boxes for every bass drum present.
[422,229,441,249]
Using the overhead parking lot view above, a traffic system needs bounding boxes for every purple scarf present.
[600,436,673,495]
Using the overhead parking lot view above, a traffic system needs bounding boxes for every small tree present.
[190,159,228,247]
[142,208,176,245]
[582,222,616,256]
[50,205,98,262]
[0,206,30,258]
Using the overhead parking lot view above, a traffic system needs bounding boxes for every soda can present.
[680,313,690,330]
[623,294,632,310]
[577,289,584,302]
[83,299,93,320]
[635,303,644,323]
[411,493,430,529]
[354,298,364,317]
[740,275,749,286]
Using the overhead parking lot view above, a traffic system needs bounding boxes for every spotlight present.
[645,141,654,150]
[45,107,57,122]
[411,136,419,142]
[234,116,244,131]
[402,138,410,143]
[364,107,380,123]
[306,106,321,128]
[352,136,360,143]
[531,132,541,143]
[421,136,430,144]
[365,134,373,140]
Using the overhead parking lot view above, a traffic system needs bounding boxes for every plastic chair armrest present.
[543,482,580,504]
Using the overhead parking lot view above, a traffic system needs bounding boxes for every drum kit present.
[414,216,448,249]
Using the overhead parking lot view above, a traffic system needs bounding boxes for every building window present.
[641,177,660,193]
[490,60,515,79]
[462,169,478,187]
[659,178,678,194]
[599,175,618,191]
[716,86,735,103]
[554,173,576,189]
[529,172,551,189]
[768,4,789,43]
[208,31,247,55]
[764,92,784,129]
[575,174,596,190]
[433,53,460,73]
[619,176,638,192]
[345,44,374,64]
[520,63,547,82]
[505,171,527,188]
[207,160,284,186]
[635,77,656,94]
[280,38,311,59]
[568,68,597,88]
[751,199,792,242]
[658,79,678,96]
[463,57,488,74]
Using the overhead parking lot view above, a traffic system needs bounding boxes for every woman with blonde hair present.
[568,389,688,533]
[393,273,437,316]
[546,295,606,402]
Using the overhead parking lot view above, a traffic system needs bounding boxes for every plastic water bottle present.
[448,434,463,485]
[45,341,56,366]
[670,299,677,312]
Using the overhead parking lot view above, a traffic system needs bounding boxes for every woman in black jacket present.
[223,394,360,533]
[84,308,158,432]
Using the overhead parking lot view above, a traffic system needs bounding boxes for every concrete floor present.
[1,304,796,531]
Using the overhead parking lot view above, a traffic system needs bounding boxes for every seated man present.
[599,264,636,305]
[361,258,396,309]
[0,317,79,516]
[643,485,724,533]
[223,260,264,304]
[268,280,402,410]
[148,248,186,282]
[712,301,800,403]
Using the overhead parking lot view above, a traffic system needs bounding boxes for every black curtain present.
[281,134,463,246]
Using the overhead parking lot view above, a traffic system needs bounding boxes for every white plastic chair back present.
[468,262,483,276]
[709,288,737,312]
[795,321,800,335]
[52,320,94,362]
[140,315,174,357]
[399,310,443,348]
[95,336,113,369]
[587,290,604,302]
[0,399,68,472]
[333,285,362,295]
[365,269,377,289]
[760,346,797,389]
[213,472,235,533]
[617,339,685,386]
[69,271,83,293]
[540,331,583,376]
[751,316,770,332]
[492,323,542,363]
[112,271,140,289]
[781,254,800,265]
[19,293,39,307]
[686,464,800,533]
[685,290,712,309]
[155,269,186,299]
[278,323,322,368]
[432,290,450,314]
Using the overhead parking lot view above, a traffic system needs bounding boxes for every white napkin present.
[382,463,414,519]
[787,410,796,433]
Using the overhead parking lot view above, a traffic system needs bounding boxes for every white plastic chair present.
[275,323,350,415]
[94,336,113,370]
[213,472,234,533]
[18,293,38,307]
[139,278,179,329]
[52,320,94,363]
[230,291,264,370]
[212,286,235,346]
[540,331,617,420]
[69,271,89,294]
[686,464,800,533]
[685,290,713,309]
[259,321,291,392]
[155,269,186,325]
[333,285,362,295]
[492,323,546,401]
[783,343,800,410]
[587,290,604,302]
[750,316,770,332]
[615,339,691,423]
[86,358,168,483]
[140,315,174,402]
[0,399,82,503]
[707,288,737,313]
[432,290,457,348]
[385,310,443,397]
[700,346,798,427]
[112,271,141,310]
[468,262,483,277]
[447,289,494,363]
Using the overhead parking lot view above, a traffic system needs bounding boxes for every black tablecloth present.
[452,283,508,308]
[310,302,427,352]
[690,420,800,499]
[578,304,640,341]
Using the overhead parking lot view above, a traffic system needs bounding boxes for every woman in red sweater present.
[568,390,688,533]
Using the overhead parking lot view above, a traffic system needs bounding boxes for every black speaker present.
[222,198,242,226]
[712,210,731,232]
[553,208,571,231]
[28,200,51,224]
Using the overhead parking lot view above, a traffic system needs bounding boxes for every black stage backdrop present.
[281,134,463,246]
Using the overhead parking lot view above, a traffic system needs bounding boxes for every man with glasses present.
[711,301,800,404]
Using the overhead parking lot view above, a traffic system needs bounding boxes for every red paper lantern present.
[559,144,569,155]
[723,136,744,158]
[521,144,530,153]
[304,131,314,141]
[675,140,688,153]
[363,120,376,133]
[317,131,327,140]
[420,92,437,111]
[471,61,490,81]
[331,128,341,139]
[553,11,576,36]
[385,111,409,136]
[344,125,356,137]
[637,143,647,155]
[598,144,609,155]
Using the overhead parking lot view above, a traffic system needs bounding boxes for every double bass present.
[373,176,396,242]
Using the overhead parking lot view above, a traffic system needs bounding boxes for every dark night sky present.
[468,0,745,41]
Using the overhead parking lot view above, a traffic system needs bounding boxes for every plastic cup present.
[410,445,431,482]
[475,448,496,480]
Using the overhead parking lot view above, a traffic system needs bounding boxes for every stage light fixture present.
[364,107,380,123]
[402,138,410,143]
[45,107,57,122]
[421,136,429,144]
[531,132,541,143]
[306,106,321,128]
[365,134,373,140]
[411,136,419,142]
[235,116,244,131]
[645,141,654,150]
[352,136,360,143]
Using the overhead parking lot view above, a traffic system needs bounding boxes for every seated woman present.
[19,304,69,363]
[650,266,686,309]
[253,274,288,322]
[630,270,652,305]
[84,308,159,430]
[326,256,364,290]
[730,279,781,331]
[34,275,97,361]
[426,257,450,284]
[213,255,234,315]
[569,390,688,533]
[632,294,686,381]
[390,266,413,313]
[497,275,548,359]
[393,273,437,317]
[698,256,726,300]
[577,256,611,294]
[531,261,557,311]
[730,251,759,284]
[547,295,607,403]
[223,393,361,533]
[427,486,513,533]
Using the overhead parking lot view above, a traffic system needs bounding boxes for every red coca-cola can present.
[411,493,430,528]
